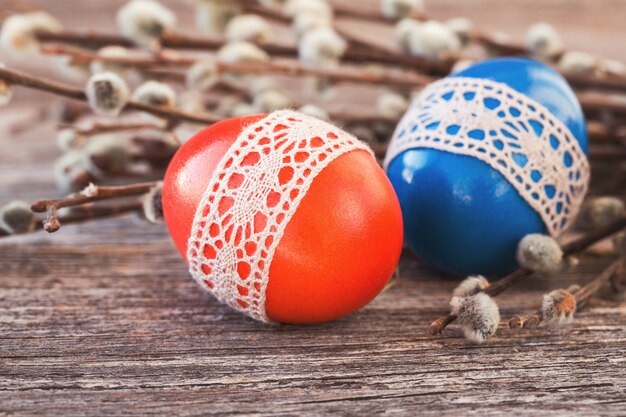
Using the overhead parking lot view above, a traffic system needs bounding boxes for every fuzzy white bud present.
[578,197,625,230]
[450,293,500,343]
[0,201,37,235]
[283,0,333,19]
[526,22,563,58]
[599,59,626,77]
[217,41,270,64]
[83,135,130,177]
[142,181,164,223]
[186,60,220,92]
[297,104,329,121]
[541,289,576,324]
[52,56,90,82]
[394,18,420,52]
[298,26,346,68]
[517,233,563,274]
[132,80,176,108]
[177,91,207,115]
[376,90,409,119]
[195,0,241,36]
[445,17,473,46]
[86,72,130,117]
[54,151,93,193]
[0,11,62,54]
[56,128,85,151]
[250,76,279,96]
[90,46,132,75]
[225,14,273,43]
[292,12,332,37]
[253,88,292,113]
[116,0,176,49]
[230,101,257,117]
[408,20,461,60]
[613,231,626,257]
[558,51,597,74]
[381,0,424,20]
[452,275,490,298]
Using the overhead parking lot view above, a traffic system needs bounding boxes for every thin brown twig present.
[578,92,626,117]
[509,257,623,328]
[0,202,143,239]
[575,257,624,308]
[561,216,626,255]
[31,181,158,232]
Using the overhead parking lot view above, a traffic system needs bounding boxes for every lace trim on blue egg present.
[384,77,590,237]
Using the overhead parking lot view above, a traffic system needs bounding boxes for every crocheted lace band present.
[384,77,590,238]
[187,110,373,322]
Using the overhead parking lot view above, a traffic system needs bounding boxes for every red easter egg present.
[163,112,403,324]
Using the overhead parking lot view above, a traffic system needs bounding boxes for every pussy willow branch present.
[0,202,143,238]
[37,25,626,93]
[509,284,580,329]
[428,215,626,335]
[578,92,626,117]
[43,45,626,138]
[509,257,624,328]
[41,44,435,88]
[237,0,435,67]
[134,67,401,126]
[290,0,626,91]
[243,0,523,57]
[247,0,626,86]
[31,181,158,232]
[2,61,622,153]
[35,30,454,74]
[0,66,223,125]
[41,44,626,121]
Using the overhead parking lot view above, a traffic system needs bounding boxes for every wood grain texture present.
[1,1,626,415]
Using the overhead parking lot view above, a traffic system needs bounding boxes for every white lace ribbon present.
[187,110,373,322]
[384,77,590,238]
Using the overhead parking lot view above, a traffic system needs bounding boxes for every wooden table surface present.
[1,1,625,415]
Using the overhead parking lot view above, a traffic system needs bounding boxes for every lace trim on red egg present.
[384,77,590,238]
[187,110,373,322]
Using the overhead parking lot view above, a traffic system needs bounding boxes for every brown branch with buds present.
[40,44,626,127]
[0,65,223,125]
[428,215,626,335]
[509,257,624,328]
[31,181,158,232]
[0,202,144,239]
[44,46,626,140]
[36,29,454,74]
[41,44,435,88]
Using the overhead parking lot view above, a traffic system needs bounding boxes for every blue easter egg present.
[386,58,588,276]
